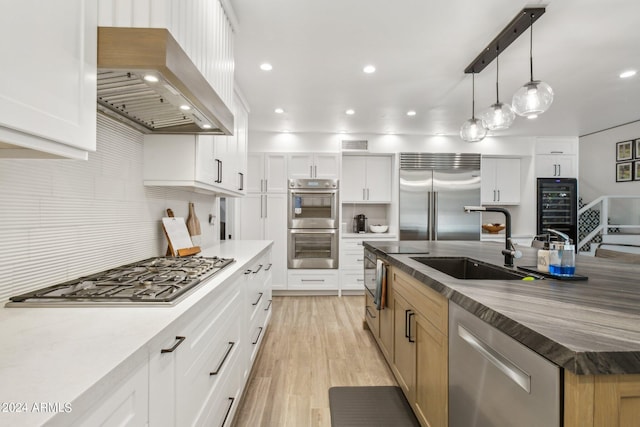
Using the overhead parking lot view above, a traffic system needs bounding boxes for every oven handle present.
[288,189,339,195]
[288,229,337,235]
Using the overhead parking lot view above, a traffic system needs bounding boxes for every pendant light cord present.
[471,72,476,119]
[529,13,534,81]
[495,45,500,103]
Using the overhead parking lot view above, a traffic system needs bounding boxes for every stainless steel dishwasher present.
[449,303,561,427]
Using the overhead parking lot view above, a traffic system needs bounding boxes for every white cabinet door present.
[246,153,266,193]
[288,153,339,179]
[535,154,576,178]
[314,153,340,179]
[342,156,368,201]
[288,154,314,178]
[239,194,265,240]
[0,0,97,159]
[264,194,287,289]
[265,154,289,193]
[366,156,392,202]
[482,158,520,205]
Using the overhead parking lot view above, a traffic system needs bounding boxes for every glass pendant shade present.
[512,80,554,117]
[460,117,487,142]
[479,102,516,130]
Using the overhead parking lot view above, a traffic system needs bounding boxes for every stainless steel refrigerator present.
[399,153,481,241]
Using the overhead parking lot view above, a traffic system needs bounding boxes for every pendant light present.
[460,73,487,142]
[479,45,515,130]
[512,12,553,117]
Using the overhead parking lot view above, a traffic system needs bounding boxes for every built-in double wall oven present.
[287,178,339,269]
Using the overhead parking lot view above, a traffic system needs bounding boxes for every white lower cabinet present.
[288,269,339,290]
[340,236,396,292]
[72,360,149,427]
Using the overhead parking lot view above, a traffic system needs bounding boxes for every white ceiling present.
[230,0,640,138]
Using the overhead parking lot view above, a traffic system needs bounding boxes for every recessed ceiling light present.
[527,114,538,120]
[345,109,355,115]
[143,74,159,83]
[338,130,347,134]
[282,129,290,133]
[363,65,376,74]
[179,105,191,111]
[407,110,417,116]
[202,124,212,129]
[260,63,273,71]
[619,70,637,79]
[274,108,284,114]
[435,132,445,136]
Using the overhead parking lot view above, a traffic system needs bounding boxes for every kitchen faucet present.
[464,206,522,267]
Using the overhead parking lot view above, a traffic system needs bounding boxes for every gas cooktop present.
[6,256,234,307]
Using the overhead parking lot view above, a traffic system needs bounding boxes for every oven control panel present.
[288,178,338,189]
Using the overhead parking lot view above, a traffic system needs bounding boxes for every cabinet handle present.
[221,397,235,427]
[365,306,377,318]
[405,310,411,338]
[367,188,370,200]
[408,312,415,342]
[264,299,272,311]
[265,179,268,192]
[301,279,325,282]
[493,189,497,202]
[558,164,561,176]
[252,327,264,345]
[215,159,222,183]
[550,150,563,154]
[264,263,273,271]
[252,292,264,306]
[210,341,235,375]
[260,179,264,193]
[244,269,252,275]
[357,258,364,262]
[252,264,263,274]
[497,190,500,202]
[314,165,317,177]
[161,336,186,353]
[238,172,244,191]
[356,278,364,282]
[363,188,366,200]
[458,324,531,393]
[310,165,313,177]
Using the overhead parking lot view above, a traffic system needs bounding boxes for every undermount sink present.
[410,257,537,280]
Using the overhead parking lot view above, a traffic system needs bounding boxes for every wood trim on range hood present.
[97,27,233,135]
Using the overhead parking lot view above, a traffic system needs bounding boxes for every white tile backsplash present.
[0,114,218,302]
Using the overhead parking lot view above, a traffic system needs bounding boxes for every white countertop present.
[0,240,271,427]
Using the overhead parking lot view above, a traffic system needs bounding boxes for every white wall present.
[249,131,538,237]
[0,115,219,302]
[579,121,640,225]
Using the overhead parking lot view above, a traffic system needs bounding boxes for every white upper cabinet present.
[342,155,392,203]
[246,153,288,193]
[0,0,97,159]
[288,153,339,179]
[481,157,521,205]
[535,138,578,178]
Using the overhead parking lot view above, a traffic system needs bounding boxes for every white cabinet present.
[288,269,339,290]
[238,194,288,290]
[342,155,392,202]
[340,236,396,292]
[535,137,578,178]
[288,153,340,179]
[246,153,289,193]
[481,157,521,205]
[0,0,97,159]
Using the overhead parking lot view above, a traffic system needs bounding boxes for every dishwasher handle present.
[457,324,531,393]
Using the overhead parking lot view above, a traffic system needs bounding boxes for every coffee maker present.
[353,214,368,233]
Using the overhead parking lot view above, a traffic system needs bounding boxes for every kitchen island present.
[0,240,273,427]
[365,240,640,427]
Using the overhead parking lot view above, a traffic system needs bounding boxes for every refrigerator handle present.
[432,192,438,240]
[426,191,432,240]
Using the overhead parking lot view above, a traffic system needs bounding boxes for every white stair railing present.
[578,195,640,252]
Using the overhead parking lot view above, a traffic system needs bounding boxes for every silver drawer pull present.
[210,341,235,376]
[458,324,531,393]
[301,279,325,283]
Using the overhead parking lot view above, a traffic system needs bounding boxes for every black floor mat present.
[328,386,420,427]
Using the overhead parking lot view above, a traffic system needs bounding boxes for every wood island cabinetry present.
[371,266,448,427]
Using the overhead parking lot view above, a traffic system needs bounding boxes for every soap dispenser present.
[536,238,550,273]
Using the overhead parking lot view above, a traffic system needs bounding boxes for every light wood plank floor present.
[233,295,397,427]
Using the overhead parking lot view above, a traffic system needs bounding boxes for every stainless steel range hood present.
[97,27,233,135]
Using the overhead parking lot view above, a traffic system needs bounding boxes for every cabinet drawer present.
[287,270,339,289]
[365,290,380,337]
[341,270,365,290]
[391,268,448,335]
[341,251,365,268]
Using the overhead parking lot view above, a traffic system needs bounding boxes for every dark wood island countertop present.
[364,240,640,375]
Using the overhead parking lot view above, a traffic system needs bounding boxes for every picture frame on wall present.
[616,140,633,161]
[616,162,633,182]
[635,161,640,181]
[636,139,640,159]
